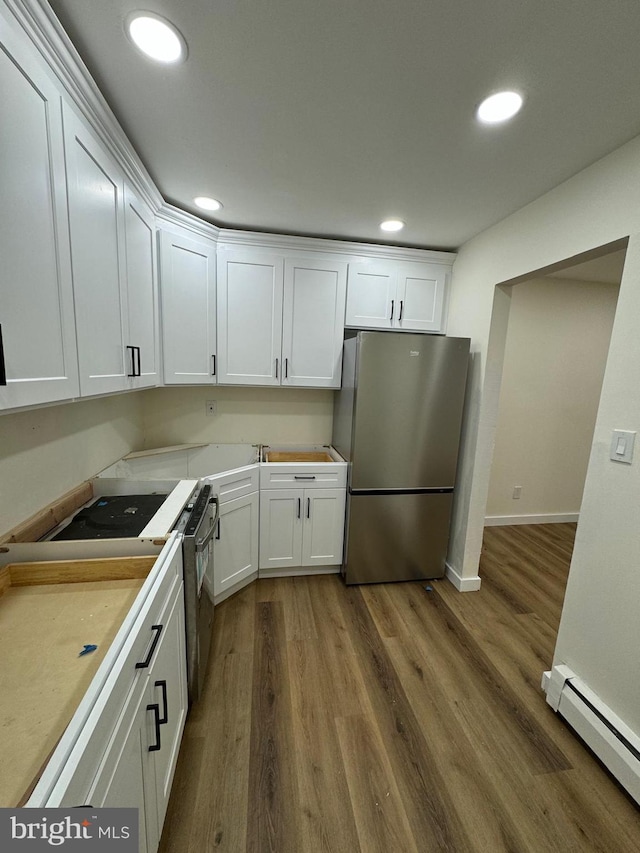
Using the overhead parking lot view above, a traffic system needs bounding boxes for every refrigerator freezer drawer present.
[344,491,453,584]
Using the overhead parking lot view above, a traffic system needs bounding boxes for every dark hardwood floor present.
[160,523,640,852]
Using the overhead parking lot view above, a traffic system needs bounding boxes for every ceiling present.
[48,0,640,251]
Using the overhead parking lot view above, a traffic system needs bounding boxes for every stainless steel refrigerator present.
[333,331,470,584]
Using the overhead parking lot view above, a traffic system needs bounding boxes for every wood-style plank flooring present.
[160,524,640,852]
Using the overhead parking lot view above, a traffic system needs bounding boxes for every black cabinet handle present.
[135,346,141,377]
[127,345,142,377]
[147,703,161,752]
[390,300,395,321]
[294,475,316,480]
[155,679,168,725]
[399,300,404,322]
[285,358,288,379]
[297,497,301,519]
[215,518,221,540]
[135,624,163,669]
[275,357,279,379]
[307,497,311,519]
[211,354,216,376]
[0,325,6,386]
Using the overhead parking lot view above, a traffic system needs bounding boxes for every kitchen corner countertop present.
[0,563,152,807]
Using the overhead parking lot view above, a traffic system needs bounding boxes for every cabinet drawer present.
[260,464,347,490]
[203,464,259,503]
[39,537,183,807]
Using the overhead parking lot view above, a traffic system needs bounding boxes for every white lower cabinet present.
[86,583,186,852]
[213,491,259,601]
[259,487,345,571]
[87,673,157,853]
[36,537,188,853]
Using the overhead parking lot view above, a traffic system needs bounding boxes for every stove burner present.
[51,494,168,540]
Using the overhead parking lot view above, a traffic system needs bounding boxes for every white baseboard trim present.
[484,512,579,526]
[544,666,640,805]
[445,562,482,592]
[258,565,341,579]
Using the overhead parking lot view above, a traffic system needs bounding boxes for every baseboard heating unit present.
[543,666,640,804]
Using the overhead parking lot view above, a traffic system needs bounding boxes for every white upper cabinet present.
[159,228,217,385]
[217,249,284,385]
[345,259,449,333]
[63,103,161,397]
[217,246,346,388]
[396,262,447,332]
[282,258,347,388]
[123,187,160,388]
[0,23,79,411]
[63,103,130,397]
[343,262,397,330]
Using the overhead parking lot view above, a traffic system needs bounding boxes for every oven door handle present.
[196,500,220,551]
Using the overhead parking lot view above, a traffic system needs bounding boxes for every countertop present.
[0,557,155,806]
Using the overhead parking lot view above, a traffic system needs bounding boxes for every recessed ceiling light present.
[476,91,523,124]
[194,196,223,212]
[126,12,187,64]
[380,219,405,233]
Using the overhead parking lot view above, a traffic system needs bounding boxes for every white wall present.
[0,393,144,538]
[447,131,640,731]
[486,277,618,521]
[141,386,334,448]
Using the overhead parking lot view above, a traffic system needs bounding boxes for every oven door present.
[195,498,218,598]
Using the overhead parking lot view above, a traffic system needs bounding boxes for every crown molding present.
[216,228,456,264]
[4,0,163,211]
[157,204,222,242]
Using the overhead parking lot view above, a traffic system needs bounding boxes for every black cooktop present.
[51,494,168,540]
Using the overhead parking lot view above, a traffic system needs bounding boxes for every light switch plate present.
[610,429,636,464]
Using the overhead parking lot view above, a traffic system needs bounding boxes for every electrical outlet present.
[512,486,522,500]
[205,400,217,416]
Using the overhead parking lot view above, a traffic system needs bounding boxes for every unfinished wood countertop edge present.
[0,482,94,545]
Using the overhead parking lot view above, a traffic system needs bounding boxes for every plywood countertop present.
[0,558,154,807]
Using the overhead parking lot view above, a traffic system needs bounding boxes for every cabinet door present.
[123,187,159,388]
[217,249,283,385]
[259,489,303,570]
[302,488,346,566]
[396,262,447,333]
[63,103,129,396]
[282,258,347,388]
[159,229,217,384]
[0,28,78,410]
[147,584,188,834]
[345,262,397,329]
[86,679,156,853]
[213,491,259,599]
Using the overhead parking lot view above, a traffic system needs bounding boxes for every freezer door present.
[344,491,453,584]
[350,332,469,490]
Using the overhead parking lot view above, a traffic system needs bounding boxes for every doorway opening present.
[481,243,625,642]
